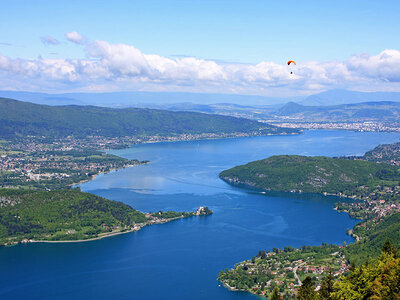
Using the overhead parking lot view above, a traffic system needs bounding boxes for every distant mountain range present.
[1,89,400,125]
[0,90,300,107]
[299,89,400,106]
[0,97,296,139]
[1,89,400,108]
[275,101,400,122]
[133,100,400,123]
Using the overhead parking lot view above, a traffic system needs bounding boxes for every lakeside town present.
[219,244,348,299]
[269,121,400,132]
[0,137,148,190]
[1,122,399,191]
[0,129,299,190]
[334,141,400,224]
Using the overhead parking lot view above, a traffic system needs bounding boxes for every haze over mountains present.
[1,89,400,109]
[275,101,400,122]
[0,90,299,107]
[299,90,400,106]
[2,89,400,126]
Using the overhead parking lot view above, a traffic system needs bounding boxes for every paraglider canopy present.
[287,60,296,74]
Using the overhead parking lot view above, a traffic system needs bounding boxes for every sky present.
[0,0,400,97]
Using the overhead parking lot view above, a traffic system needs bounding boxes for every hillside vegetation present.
[0,189,147,244]
[0,97,296,138]
[345,212,400,265]
[363,142,400,164]
[275,101,400,122]
[219,155,399,194]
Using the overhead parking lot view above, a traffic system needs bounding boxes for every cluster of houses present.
[272,121,400,133]
[231,247,349,297]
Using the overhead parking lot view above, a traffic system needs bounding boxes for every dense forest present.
[0,97,298,138]
[345,212,400,265]
[219,155,399,194]
[0,189,148,245]
[296,242,400,300]
[332,241,400,299]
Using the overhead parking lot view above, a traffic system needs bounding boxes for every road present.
[293,262,306,286]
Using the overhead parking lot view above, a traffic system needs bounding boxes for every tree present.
[319,268,334,300]
[258,250,266,259]
[271,287,281,300]
[382,238,398,258]
[332,244,400,299]
[297,276,316,300]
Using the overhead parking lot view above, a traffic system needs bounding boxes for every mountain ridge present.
[300,89,400,106]
[0,97,297,139]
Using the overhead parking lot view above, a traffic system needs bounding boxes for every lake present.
[1,130,399,300]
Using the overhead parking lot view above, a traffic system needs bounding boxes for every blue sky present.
[0,0,400,96]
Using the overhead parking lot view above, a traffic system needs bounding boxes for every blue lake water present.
[1,130,400,300]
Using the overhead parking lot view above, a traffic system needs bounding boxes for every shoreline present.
[73,133,300,187]
[29,227,140,244]
[217,183,379,297]
[72,161,150,187]
[111,131,302,149]
[14,212,210,246]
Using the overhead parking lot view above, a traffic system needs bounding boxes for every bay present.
[1,130,399,300]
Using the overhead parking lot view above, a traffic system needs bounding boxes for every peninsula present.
[218,142,400,298]
[0,189,212,246]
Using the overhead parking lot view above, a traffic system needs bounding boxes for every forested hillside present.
[0,97,297,138]
[0,189,147,244]
[345,212,400,265]
[219,155,398,194]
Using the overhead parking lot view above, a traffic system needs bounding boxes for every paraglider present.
[287,60,296,74]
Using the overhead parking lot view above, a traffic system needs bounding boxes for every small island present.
[0,189,212,246]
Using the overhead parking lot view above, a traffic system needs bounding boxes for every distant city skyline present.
[1,0,400,98]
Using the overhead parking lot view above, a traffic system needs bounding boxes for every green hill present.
[0,97,297,138]
[219,155,398,194]
[363,142,400,164]
[0,189,147,244]
[345,212,400,265]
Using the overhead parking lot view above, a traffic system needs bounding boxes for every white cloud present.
[346,50,400,82]
[1,35,400,95]
[65,31,87,45]
[40,36,60,45]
